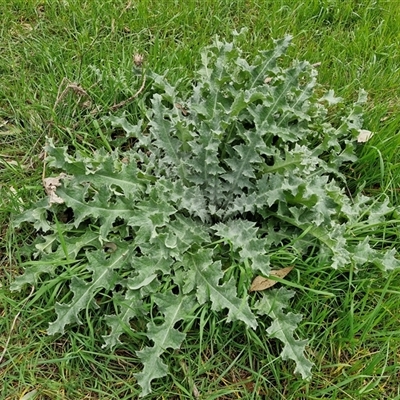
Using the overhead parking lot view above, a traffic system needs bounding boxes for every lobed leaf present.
[48,244,133,335]
[256,288,314,379]
[102,289,145,350]
[183,249,257,329]
[134,291,198,397]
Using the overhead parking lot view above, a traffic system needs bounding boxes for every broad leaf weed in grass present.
[10,30,400,397]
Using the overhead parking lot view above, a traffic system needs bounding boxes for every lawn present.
[1,1,400,399]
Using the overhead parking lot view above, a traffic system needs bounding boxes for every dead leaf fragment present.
[133,53,144,67]
[357,129,374,143]
[250,266,294,292]
[43,173,66,205]
[192,384,200,399]
[81,99,92,109]
[175,103,189,116]
[104,242,117,253]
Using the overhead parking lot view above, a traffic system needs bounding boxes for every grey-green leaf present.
[134,291,198,396]
[184,249,257,329]
[48,245,132,335]
[256,288,313,379]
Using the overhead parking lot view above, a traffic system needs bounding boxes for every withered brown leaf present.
[43,173,67,205]
[250,266,294,292]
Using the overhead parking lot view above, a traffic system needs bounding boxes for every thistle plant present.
[12,30,400,397]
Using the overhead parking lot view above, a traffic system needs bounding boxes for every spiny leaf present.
[127,194,176,243]
[212,220,270,275]
[134,291,197,397]
[149,94,187,179]
[134,346,169,398]
[221,130,267,195]
[352,237,400,271]
[127,256,173,290]
[10,230,100,291]
[248,35,293,88]
[12,198,53,232]
[102,289,144,350]
[183,249,257,329]
[56,182,137,239]
[48,245,133,335]
[103,114,148,146]
[256,287,314,379]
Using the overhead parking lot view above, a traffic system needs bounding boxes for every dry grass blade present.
[109,73,146,112]
[53,78,91,111]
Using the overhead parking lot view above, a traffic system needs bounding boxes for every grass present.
[1,0,400,399]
